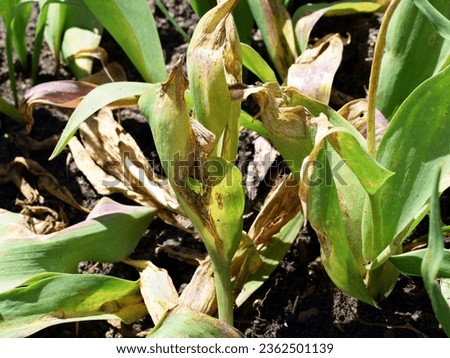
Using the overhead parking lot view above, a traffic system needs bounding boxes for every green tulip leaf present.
[82,0,166,83]
[50,81,151,159]
[0,273,146,337]
[421,170,450,336]
[367,65,450,270]
[390,249,450,278]
[0,197,156,293]
[377,0,450,120]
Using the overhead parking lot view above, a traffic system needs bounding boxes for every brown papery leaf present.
[69,109,187,229]
[18,203,68,234]
[124,259,179,325]
[249,173,301,245]
[245,136,279,200]
[0,157,89,213]
[179,258,217,316]
[287,34,348,104]
[78,109,178,209]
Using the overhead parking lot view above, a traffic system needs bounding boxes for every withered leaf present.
[287,34,348,104]
[0,157,89,214]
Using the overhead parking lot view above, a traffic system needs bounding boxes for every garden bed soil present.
[0,0,447,338]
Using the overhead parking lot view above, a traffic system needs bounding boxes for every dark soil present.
[0,1,447,338]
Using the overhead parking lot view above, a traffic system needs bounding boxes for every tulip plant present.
[1,0,449,338]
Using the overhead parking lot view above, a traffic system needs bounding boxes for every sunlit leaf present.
[0,273,146,337]
[139,62,244,324]
[377,0,450,120]
[148,306,242,338]
[125,259,179,326]
[307,147,376,305]
[0,197,156,292]
[241,43,278,83]
[82,0,166,83]
[287,33,347,104]
[367,65,450,270]
[187,0,241,161]
[50,81,151,159]
[413,0,450,39]
[421,170,450,336]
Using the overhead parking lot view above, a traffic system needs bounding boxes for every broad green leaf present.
[50,81,151,159]
[293,2,381,53]
[187,0,242,161]
[421,170,450,336]
[307,148,376,305]
[413,0,450,40]
[148,306,242,338]
[138,65,192,188]
[241,43,278,83]
[247,0,297,79]
[0,0,19,20]
[0,197,156,292]
[377,0,450,120]
[369,65,450,267]
[390,249,450,278]
[0,96,29,127]
[82,0,166,83]
[0,273,146,337]
[232,0,254,45]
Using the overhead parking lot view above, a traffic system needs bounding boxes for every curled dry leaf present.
[249,173,301,245]
[16,202,68,235]
[20,63,128,126]
[179,258,217,316]
[287,34,349,104]
[69,108,185,228]
[187,0,242,160]
[124,259,179,326]
[0,157,88,214]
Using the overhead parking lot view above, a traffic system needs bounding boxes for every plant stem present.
[212,262,234,326]
[366,0,401,156]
